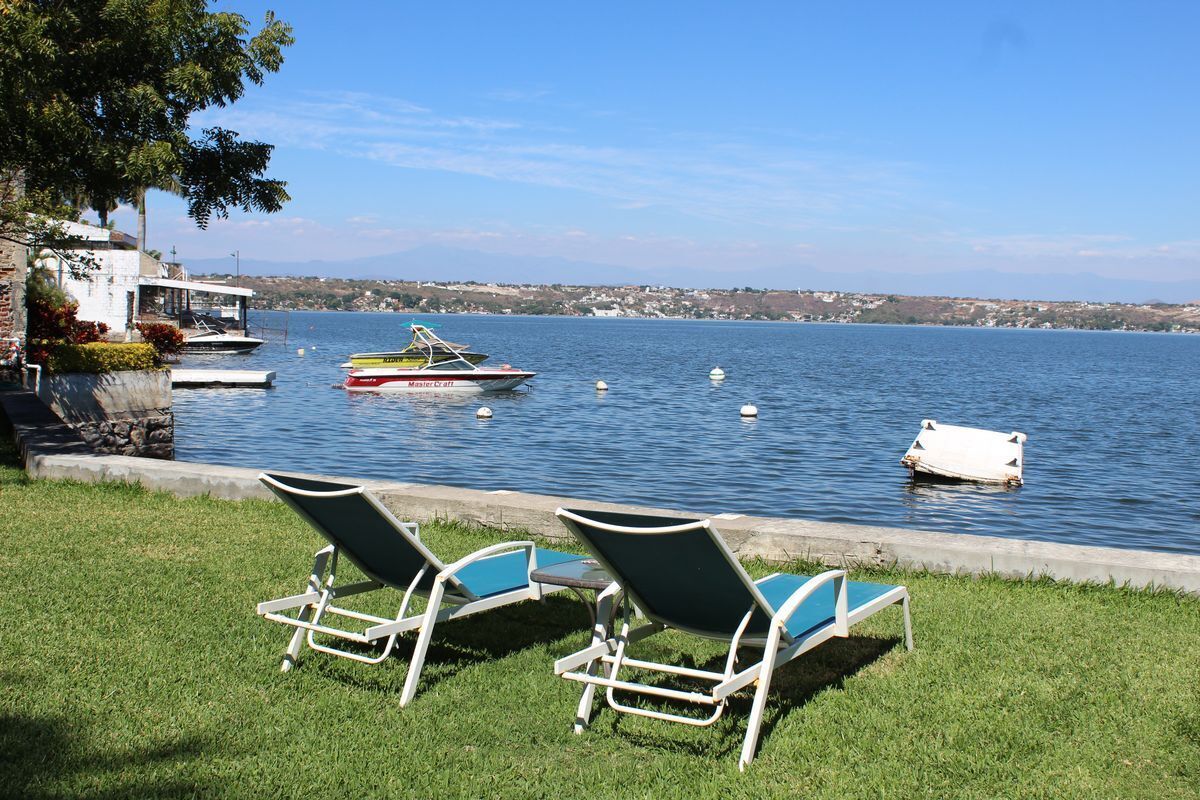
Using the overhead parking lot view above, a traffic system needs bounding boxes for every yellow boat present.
[344,323,488,369]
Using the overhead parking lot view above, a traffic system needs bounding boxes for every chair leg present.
[399,584,444,707]
[281,623,309,672]
[280,548,334,672]
[902,595,914,651]
[574,591,615,733]
[738,632,783,771]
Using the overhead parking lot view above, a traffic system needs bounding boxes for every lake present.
[173,312,1200,556]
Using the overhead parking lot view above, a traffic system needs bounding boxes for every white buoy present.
[476,407,493,419]
[311,345,317,351]
[595,380,608,391]
[297,348,305,357]
[710,367,725,381]
[740,404,758,418]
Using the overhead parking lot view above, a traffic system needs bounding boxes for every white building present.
[37,220,253,335]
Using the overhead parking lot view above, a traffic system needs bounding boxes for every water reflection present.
[898,476,1022,531]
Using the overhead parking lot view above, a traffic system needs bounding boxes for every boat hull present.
[343,368,534,393]
[181,338,263,354]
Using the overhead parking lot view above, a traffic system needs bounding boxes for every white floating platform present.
[171,369,276,389]
[901,419,1026,486]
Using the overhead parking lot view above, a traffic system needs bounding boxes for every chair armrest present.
[436,540,536,582]
[770,569,849,637]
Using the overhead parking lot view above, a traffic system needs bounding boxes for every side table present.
[531,558,620,628]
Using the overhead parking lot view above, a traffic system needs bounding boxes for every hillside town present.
[217,274,1200,333]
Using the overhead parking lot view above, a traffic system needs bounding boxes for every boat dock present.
[170,369,277,389]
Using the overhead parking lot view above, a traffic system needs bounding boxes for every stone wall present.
[36,369,173,458]
[71,413,173,458]
[0,228,26,342]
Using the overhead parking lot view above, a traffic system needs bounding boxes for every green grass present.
[1,436,1198,799]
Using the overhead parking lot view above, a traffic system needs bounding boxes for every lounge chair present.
[553,508,913,770]
[256,472,582,705]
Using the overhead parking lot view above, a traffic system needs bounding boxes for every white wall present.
[36,221,158,335]
[53,249,143,334]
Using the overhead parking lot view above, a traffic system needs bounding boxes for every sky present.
[110,1,1200,292]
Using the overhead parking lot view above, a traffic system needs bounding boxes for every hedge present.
[46,343,158,374]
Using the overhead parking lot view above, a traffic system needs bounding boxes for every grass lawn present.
[1,437,1198,799]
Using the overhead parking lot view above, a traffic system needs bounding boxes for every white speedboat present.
[181,320,264,354]
[343,360,534,393]
[342,324,533,393]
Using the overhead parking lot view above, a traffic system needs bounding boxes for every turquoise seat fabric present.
[756,573,899,639]
[456,548,583,598]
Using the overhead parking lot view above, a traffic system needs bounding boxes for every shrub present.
[47,343,157,374]
[134,322,185,364]
[25,295,109,366]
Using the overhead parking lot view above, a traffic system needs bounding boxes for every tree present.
[135,176,185,252]
[0,0,294,273]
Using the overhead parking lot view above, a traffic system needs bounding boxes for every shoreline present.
[202,275,1200,334]
[6,384,1199,594]
[246,306,1200,336]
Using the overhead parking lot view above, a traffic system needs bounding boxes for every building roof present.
[139,277,254,298]
[56,220,138,248]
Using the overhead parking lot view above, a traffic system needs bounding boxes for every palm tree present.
[134,178,184,252]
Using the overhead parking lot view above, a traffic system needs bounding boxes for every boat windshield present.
[425,357,475,371]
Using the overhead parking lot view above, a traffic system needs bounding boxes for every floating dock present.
[901,419,1026,485]
[171,369,276,389]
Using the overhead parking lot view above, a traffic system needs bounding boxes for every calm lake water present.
[173,312,1200,556]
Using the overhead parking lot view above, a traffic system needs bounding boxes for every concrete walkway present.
[4,386,1199,594]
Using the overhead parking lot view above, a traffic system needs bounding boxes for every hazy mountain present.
[186,245,1200,305]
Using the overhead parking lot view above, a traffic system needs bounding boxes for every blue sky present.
[112,1,1200,288]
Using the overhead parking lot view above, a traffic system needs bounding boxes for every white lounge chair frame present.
[554,509,913,771]
[257,473,569,706]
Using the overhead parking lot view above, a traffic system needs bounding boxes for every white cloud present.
[200,90,919,232]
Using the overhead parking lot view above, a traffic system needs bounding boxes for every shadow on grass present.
[0,713,229,799]
[0,430,24,472]
[305,594,593,695]
[602,634,904,760]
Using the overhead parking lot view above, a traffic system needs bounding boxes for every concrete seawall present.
[4,386,1199,594]
[35,370,173,458]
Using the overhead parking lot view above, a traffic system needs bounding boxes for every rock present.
[142,443,173,459]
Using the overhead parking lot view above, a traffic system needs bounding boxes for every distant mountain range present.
[185,244,1200,305]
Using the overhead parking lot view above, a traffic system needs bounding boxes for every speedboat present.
[181,320,264,354]
[343,324,533,393]
[343,359,535,393]
[343,322,487,369]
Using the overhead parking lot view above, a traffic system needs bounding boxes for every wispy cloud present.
[486,87,552,103]
[920,231,1200,262]
[199,90,920,231]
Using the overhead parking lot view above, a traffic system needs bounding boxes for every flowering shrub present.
[134,322,185,364]
[25,297,109,367]
[1,338,21,368]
